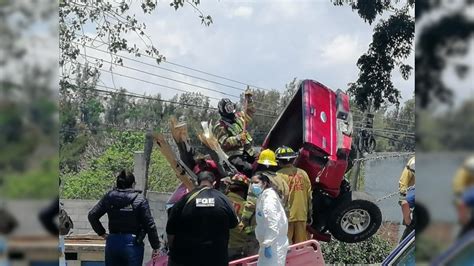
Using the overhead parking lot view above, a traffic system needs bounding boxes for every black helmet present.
[218,98,236,117]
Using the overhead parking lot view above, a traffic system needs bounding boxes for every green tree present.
[333,0,414,111]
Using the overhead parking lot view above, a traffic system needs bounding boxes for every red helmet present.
[230,173,249,187]
[193,159,219,177]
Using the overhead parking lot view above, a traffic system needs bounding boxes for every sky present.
[85,0,415,108]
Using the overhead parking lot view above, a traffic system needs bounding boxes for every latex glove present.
[264,246,272,258]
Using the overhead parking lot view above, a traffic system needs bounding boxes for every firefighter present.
[400,186,415,242]
[240,149,289,236]
[457,186,474,236]
[275,146,312,244]
[453,155,474,199]
[166,171,238,266]
[226,173,259,260]
[399,156,415,229]
[213,90,255,177]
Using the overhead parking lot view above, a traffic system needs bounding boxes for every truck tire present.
[327,197,382,243]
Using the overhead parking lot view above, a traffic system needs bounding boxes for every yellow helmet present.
[257,149,278,166]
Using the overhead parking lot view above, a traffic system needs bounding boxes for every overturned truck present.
[158,79,382,244]
[260,79,381,243]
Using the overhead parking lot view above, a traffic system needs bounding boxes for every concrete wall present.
[62,191,172,236]
[62,191,172,261]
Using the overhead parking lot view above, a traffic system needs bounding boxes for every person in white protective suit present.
[251,172,289,266]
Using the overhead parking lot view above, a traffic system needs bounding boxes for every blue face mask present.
[251,183,263,196]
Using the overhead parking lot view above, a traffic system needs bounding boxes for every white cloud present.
[320,34,365,65]
[231,6,253,18]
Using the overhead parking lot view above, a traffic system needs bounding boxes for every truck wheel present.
[328,198,382,243]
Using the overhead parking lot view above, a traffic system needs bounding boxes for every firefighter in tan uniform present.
[226,173,259,260]
[213,91,255,177]
[275,146,312,244]
[239,149,289,236]
[453,156,474,200]
[399,156,415,229]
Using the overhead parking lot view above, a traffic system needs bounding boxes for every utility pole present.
[350,148,362,191]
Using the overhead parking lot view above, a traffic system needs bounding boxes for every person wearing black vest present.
[88,170,160,266]
[166,171,239,266]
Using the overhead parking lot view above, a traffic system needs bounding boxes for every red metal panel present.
[228,240,325,266]
[303,81,337,156]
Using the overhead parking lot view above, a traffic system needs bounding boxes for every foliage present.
[418,100,474,151]
[59,0,212,88]
[0,0,59,199]
[61,131,180,199]
[416,13,474,108]
[321,235,393,264]
[3,156,59,199]
[333,0,414,111]
[416,234,445,263]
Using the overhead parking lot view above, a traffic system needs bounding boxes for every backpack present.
[59,202,73,236]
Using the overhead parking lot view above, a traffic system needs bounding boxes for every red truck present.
[165,79,382,244]
[260,79,381,243]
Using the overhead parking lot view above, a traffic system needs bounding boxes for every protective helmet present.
[464,156,474,174]
[231,173,249,187]
[257,149,278,166]
[218,98,236,117]
[407,157,415,173]
[275,146,298,161]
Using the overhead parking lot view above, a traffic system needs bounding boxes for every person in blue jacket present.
[88,170,160,266]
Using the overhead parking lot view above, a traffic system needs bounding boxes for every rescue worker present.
[213,91,255,177]
[400,186,415,242]
[456,186,474,237]
[399,156,415,231]
[166,171,238,266]
[240,149,289,235]
[252,172,289,266]
[453,155,474,199]
[226,173,259,260]
[275,146,312,244]
[88,170,160,266]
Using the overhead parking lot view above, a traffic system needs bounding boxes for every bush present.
[4,156,59,199]
[321,235,393,264]
[416,234,445,263]
[61,131,180,199]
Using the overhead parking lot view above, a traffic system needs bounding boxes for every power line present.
[81,55,243,100]
[73,35,273,92]
[61,82,280,119]
[353,113,415,124]
[77,43,248,94]
[69,60,277,115]
[354,126,415,137]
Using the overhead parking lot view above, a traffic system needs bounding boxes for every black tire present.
[328,198,382,243]
[365,136,376,153]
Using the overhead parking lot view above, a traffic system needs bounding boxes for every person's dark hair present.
[254,172,272,189]
[197,171,216,185]
[229,183,247,196]
[116,170,135,189]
